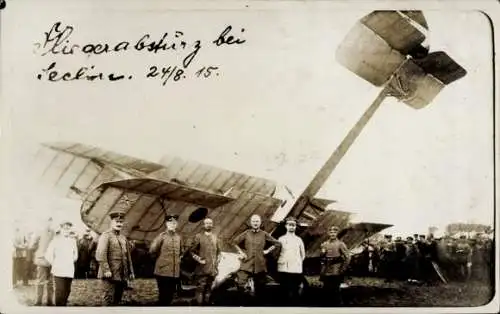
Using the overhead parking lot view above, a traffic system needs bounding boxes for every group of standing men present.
[23,208,351,306]
[355,233,493,284]
[84,210,351,306]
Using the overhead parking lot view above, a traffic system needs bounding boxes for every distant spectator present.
[76,229,96,279]
[30,217,56,306]
[13,227,29,287]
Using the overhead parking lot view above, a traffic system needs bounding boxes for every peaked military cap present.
[109,210,126,220]
[165,214,179,222]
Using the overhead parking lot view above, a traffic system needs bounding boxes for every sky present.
[0,2,495,239]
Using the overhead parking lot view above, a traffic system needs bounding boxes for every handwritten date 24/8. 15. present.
[147,65,219,85]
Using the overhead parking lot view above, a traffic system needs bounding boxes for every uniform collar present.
[251,228,260,233]
[110,229,120,235]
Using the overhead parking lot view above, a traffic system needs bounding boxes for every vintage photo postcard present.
[0,0,497,313]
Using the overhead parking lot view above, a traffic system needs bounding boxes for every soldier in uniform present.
[30,217,56,306]
[95,210,135,306]
[189,217,221,305]
[13,227,29,287]
[233,214,281,304]
[470,238,485,281]
[150,214,184,306]
[394,237,407,280]
[417,235,431,283]
[380,234,396,282]
[404,236,419,282]
[76,229,95,279]
[454,235,472,281]
[319,226,350,306]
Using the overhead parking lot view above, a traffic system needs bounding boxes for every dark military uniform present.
[454,238,472,281]
[96,214,134,306]
[394,238,407,280]
[319,238,350,306]
[405,238,420,281]
[13,231,29,287]
[380,236,396,281]
[232,228,280,300]
[150,228,183,306]
[76,235,95,279]
[189,231,221,305]
[417,236,432,282]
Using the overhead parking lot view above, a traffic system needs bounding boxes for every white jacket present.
[45,235,78,278]
[277,233,305,274]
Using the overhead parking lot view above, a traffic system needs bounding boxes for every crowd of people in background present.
[12,222,98,289]
[348,233,494,285]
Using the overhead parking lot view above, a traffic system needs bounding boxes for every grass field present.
[13,276,493,307]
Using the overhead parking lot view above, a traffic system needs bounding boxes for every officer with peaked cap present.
[319,225,350,306]
[96,210,135,306]
[150,214,184,306]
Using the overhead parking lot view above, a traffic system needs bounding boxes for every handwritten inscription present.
[34,22,246,85]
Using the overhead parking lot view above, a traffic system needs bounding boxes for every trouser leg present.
[165,277,178,305]
[253,272,267,304]
[235,271,251,305]
[277,272,288,303]
[278,272,299,304]
[156,276,177,306]
[18,258,28,285]
[55,277,72,306]
[194,276,204,305]
[35,266,46,305]
[156,276,167,306]
[204,276,215,304]
[47,272,54,305]
[323,276,342,306]
[12,258,18,286]
[64,278,73,305]
[195,275,215,305]
[101,280,123,306]
[54,277,64,306]
[114,281,125,305]
[289,274,301,303]
[195,275,211,305]
[54,277,73,306]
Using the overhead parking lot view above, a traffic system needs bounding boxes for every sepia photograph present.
[0,0,497,312]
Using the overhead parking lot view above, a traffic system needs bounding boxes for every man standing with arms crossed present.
[96,210,135,306]
[189,217,221,305]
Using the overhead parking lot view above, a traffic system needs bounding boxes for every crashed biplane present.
[34,141,390,258]
[30,9,466,287]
